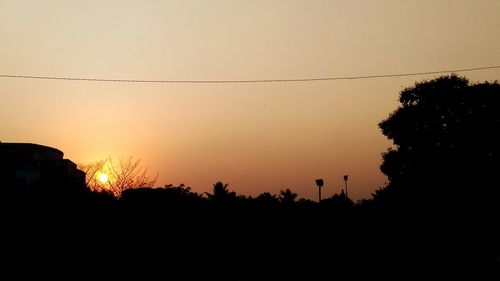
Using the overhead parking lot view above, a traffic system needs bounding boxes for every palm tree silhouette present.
[279,188,298,204]
[206,181,236,201]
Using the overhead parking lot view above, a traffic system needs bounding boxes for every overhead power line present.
[0,65,499,84]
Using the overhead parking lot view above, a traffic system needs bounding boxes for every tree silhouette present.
[164,183,198,197]
[255,192,279,205]
[321,190,353,209]
[78,157,158,197]
[206,181,236,201]
[376,75,500,209]
[77,159,107,192]
[107,157,158,197]
[278,188,298,204]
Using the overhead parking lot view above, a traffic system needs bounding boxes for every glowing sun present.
[99,173,109,184]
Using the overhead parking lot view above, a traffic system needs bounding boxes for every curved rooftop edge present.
[0,142,64,160]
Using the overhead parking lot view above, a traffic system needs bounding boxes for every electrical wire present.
[0,65,499,84]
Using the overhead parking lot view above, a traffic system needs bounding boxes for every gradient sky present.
[1,0,500,200]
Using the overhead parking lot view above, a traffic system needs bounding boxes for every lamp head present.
[315,178,324,187]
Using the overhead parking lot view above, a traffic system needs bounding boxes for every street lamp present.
[343,175,349,199]
[315,178,324,202]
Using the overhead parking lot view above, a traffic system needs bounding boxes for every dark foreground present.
[1,184,498,279]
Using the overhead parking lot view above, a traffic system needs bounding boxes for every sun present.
[98,173,109,184]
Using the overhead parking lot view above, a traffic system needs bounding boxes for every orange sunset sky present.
[1,1,500,200]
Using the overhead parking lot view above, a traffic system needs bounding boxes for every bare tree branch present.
[79,156,157,196]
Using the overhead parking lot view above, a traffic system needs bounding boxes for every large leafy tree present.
[377,75,500,208]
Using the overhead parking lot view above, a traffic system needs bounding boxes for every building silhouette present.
[0,142,86,189]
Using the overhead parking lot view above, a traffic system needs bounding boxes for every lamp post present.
[343,175,349,199]
[315,179,324,202]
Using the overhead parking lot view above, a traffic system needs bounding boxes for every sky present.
[1,0,500,200]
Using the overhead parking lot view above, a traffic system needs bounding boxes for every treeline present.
[86,182,361,276]
[2,180,362,278]
[2,179,497,278]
